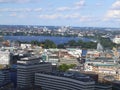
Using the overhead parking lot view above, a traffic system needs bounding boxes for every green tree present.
[68,40,77,46]
[44,39,56,48]
[68,64,76,68]
[99,37,116,49]
[31,40,40,46]
[57,44,65,49]
[58,64,76,71]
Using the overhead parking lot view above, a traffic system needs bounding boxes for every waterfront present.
[4,36,92,45]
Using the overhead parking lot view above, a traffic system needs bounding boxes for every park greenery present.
[99,37,116,49]
[19,39,57,49]
[58,64,76,71]
[18,37,116,49]
[64,40,97,49]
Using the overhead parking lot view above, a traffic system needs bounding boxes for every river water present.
[4,36,92,44]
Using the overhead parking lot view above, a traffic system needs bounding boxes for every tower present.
[97,42,103,52]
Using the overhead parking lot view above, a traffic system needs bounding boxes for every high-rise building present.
[17,55,52,89]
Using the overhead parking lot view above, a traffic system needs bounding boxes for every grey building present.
[17,56,52,89]
[35,71,95,90]
[95,83,112,90]
[0,69,10,84]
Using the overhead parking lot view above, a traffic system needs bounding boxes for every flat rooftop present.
[20,55,41,61]
[37,71,94,82]
[17,62,51,66]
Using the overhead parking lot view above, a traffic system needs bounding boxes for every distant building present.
[84,57,120,83]
[2,40,10,47]
[59,58,79,65]
[86,50,100,59]
[78,33,83,37]
[0,50,11,65]
[48,54,59,66]
[113,35,120,44]
[66,48,82,58]
[42,49,59,65]
[20,44,31,49]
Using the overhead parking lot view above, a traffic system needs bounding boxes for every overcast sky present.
[0,0,120,27]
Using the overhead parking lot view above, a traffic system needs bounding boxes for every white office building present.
[0,50,11,65]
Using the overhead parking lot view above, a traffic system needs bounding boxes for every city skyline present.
[0,0,120,28]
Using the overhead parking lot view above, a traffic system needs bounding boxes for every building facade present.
[35,72,95,90]
[17,56,52,89]
[0,69,11,89]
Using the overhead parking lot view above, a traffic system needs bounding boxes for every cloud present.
[9,13,28,18]
[0,0,40,3]
[39,14,61,19]
[0,8,42,12]
[17,14,27,18]
[75,0,85,6]
[56,7,71,11]
[79,16,92,22]
[34,8,42,12]
[112,0,120,9]
[104,0,120,21]
[38,13,97,21]
[56,0,85,12]
[106,10,120,18]
[0,8,31,12]
[9,13,17,17]
[7,12,26,19]
[63,13,81,19]
[74,0,85,9]
[95,3,103,7]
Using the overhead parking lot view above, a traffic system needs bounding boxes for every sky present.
[0,0,120,27]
